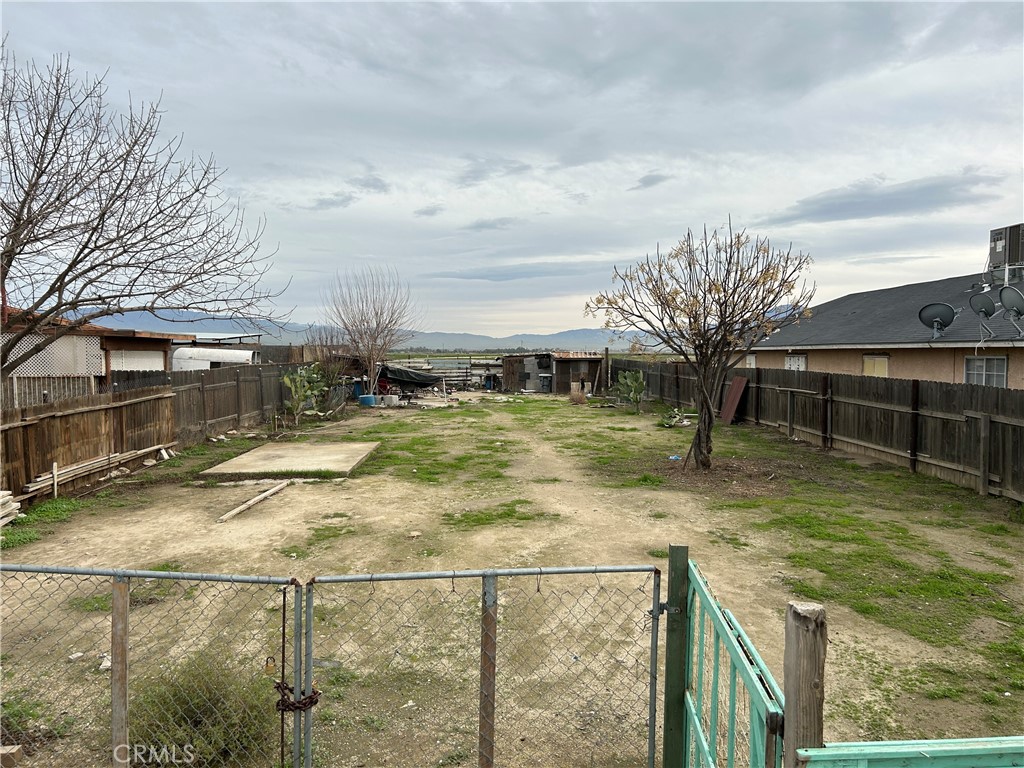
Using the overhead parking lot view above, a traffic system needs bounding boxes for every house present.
[502,351,604,394]
[753,225,1024,388]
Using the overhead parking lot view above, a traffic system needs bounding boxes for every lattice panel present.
[1,334,104,376]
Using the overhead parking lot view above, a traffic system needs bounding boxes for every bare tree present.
[1,48,284,378]
[320,265,419,395]
[586,221,814,470]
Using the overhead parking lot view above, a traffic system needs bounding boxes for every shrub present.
[130,647,277,767]
[567,391,587,405]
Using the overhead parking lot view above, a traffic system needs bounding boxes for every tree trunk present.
[690,386,716,469]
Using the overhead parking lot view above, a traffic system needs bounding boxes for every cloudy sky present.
[4,2,1022,336]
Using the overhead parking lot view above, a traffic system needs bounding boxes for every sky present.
[4,1,1022,337]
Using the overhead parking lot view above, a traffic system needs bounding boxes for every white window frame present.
[784,354,807,371]
[964,356,1007,388]
[862,354,889,378]
[744,353,757,369]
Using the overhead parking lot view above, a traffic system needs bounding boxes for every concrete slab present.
[200,442,379,477]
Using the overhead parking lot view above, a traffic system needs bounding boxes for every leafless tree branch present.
[586,219,815,469]
[1,46,286,377]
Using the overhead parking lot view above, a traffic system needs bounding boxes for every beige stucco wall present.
[752,347,1024,388]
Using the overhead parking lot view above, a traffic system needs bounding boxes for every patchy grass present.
[277,523,358,559]
[646,548,669,559]
[1,498,88,550]
[441,499,556,530]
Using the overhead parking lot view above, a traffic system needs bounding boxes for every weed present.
[646,549,669,559]
[131,647,276,766]
[441,499,556,529]
[359,714,387,732]
[649,511,669,520]
[0,498,88,550]
[613,473,665,488]
[710,529,749,549]
[438,746,472,765]
[531,477,561,484]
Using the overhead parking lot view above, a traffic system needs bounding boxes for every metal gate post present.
[292,583,303,768]
[303,583,315,768]
[648,568,663,768]
[478,572,498,768]
[663,545,690,768]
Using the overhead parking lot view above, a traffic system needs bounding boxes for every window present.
[862,355,889,378]
[744,353,757,369]
[964,356,1007,388]
[784,354,807,371]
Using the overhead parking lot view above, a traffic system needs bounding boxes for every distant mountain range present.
[97,311,641,351]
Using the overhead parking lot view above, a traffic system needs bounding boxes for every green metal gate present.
[663,547,784,768]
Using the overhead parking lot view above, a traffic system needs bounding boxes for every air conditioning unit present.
[988,223,1023,285]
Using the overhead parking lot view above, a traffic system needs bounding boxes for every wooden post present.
[819,374,830,450]
[978,413,991,496]
[908,380,920,473]
[783,602,827,768]
[199,373,208,438]
[604,347,611,391]
[111,575,130,767]
[235,368,243,429]
[787,390,795,438]
[257,367,265,419]
[753,367,761,425]
[662,544,689,768]
[478,573,497,768]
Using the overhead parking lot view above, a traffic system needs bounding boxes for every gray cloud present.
[628,173,672,192]
[457,155,532,187]
[414,204,445,217]
[348,174,390,194]
[307,191,358,211]
[462,217,524,231]
[425,260,616,282]
[761,171,1004,226]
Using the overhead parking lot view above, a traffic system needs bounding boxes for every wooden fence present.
[610,359,1024,504]
[1,364,301,499]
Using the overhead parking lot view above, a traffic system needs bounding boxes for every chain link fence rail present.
[311,566,662,768]
[0,564,296,768]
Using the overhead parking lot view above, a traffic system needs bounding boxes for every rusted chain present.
[274,679,321,712]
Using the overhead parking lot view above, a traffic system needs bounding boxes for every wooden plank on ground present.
[217,481,290,523]
[0,744,24,767]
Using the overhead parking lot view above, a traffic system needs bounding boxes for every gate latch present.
[656,602,682,615]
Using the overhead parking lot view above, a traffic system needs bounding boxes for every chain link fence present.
[0,566,295,768]
[312,567,662,768]
[1,564,661,768]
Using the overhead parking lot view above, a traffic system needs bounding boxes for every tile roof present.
[757,273,1024,349]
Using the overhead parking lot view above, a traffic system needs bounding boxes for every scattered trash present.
[68,652,84,662]
[98,654,112,672]
[668,455,682,461]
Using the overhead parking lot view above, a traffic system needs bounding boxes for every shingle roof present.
[756,273,1024,349]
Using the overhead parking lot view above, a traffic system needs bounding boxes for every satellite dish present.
[1001,285,1024,317]
[969,292,997,318]
[1000,285,1024,337]
[918,303,956,339]
[969,293,998,341]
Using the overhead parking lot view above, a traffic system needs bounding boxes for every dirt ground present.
[8,393,1022,747]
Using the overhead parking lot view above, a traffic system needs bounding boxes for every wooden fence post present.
[663,544,689,768]
[978,413,991,496]
[235,368,243,429]
[111,575,130,767]
[819,374,830,450]
[909,380,920,473]
[754,367,761,425]
[478,572,498,768]
[787,390,796,438]
[199,373,208,438]
[783,602,827,768]
[257,367,265,419]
